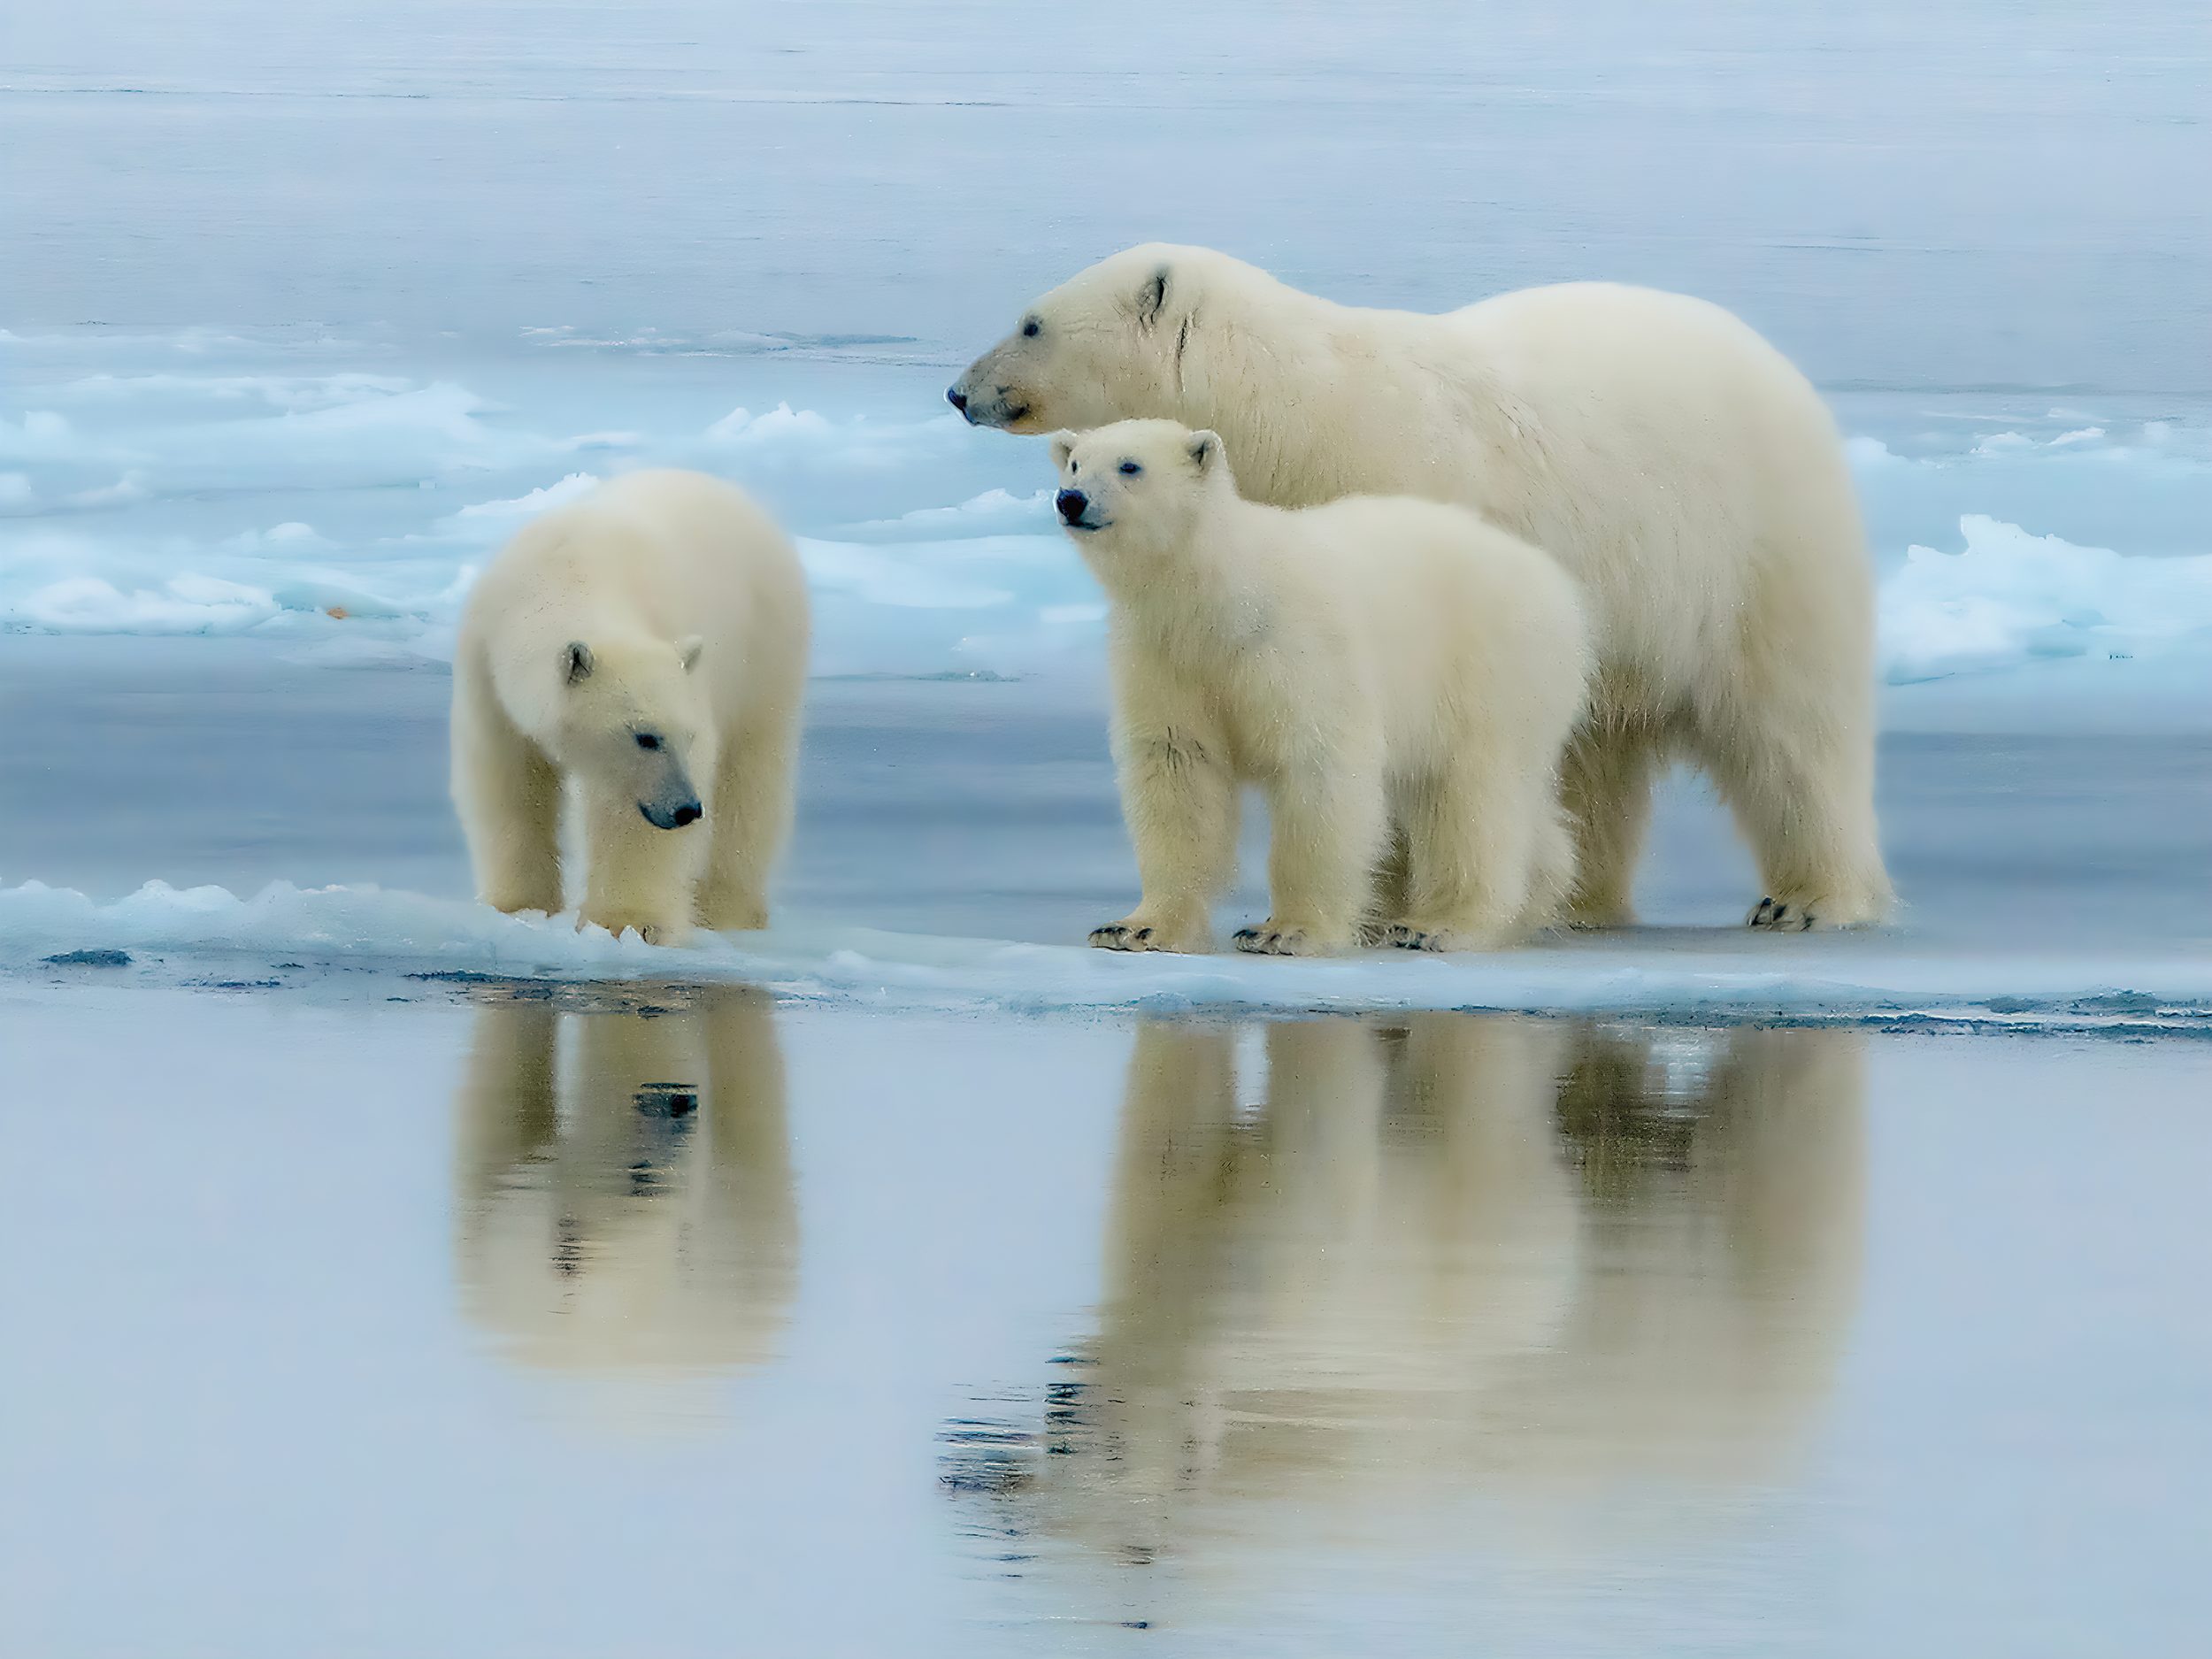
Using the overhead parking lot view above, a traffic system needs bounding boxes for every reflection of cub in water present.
[954,1015,1863,1550]
[453,985,796,1371]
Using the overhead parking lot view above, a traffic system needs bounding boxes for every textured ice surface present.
[4,341,2208,710]
[6,877,2208,1033]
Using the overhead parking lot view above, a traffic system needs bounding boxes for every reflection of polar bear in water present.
[946,1016,1863,1572]
[452,985,796,1372]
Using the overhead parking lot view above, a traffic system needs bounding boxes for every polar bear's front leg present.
[699,714,800,933]
[1097,718,1239,955]
[576,782,709,946]
[451,665,564,916]
[1240,755,1388,957]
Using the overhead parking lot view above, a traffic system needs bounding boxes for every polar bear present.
[952,245,1891,931]
[1056,419,1590,956]
[450,469,809,944]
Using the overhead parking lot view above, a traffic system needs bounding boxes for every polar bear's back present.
[1211,274,1863,711]
[1441,283,1865,691]
[463,468,808,714]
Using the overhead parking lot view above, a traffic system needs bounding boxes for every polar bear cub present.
[450,469,809,945]
[1054,420,1592,956]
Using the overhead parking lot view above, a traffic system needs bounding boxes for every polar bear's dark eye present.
[1022,319,1041,338]
[1119,460,1142,476]
[635,733,662,751]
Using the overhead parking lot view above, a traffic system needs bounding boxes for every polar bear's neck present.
[1174,273,1513,512]
[1104,494,1287,666]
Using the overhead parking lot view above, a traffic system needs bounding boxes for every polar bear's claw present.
[1089,922,1162,951]
[1233,925,1325,956]
[1747,896,1818,932]
[1384,924,1444,952]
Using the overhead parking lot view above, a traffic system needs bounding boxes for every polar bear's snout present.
[1056,488,1090,526]
[947,373,1027,429]
[638,767,704,831]
[639,795,703,832]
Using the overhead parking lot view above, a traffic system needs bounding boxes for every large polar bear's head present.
[1049,419,1232,569]
[550,634,715,831]
[949,243,1220,434]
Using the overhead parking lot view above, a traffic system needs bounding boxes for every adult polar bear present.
[949,246,1891,930]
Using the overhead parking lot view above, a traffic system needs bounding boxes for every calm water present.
[3,981,2208,1655]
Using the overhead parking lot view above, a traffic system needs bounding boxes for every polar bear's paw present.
[1747,895,1821,932]
[1383,923,1448,952]
[1233,921,1349,957]
[1383,920,1513,953]
[1748,882,1893,931]
[1089,913,1205,954]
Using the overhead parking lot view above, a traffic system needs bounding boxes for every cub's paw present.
[1232,921,1346,957]
[1747,895,1821,933]
[1383,920,1509,953]
[1384,923,1447,953]
[1089,917,1198,953]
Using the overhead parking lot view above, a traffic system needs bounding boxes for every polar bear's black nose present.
[1056,488,1088,524]
[946,386,968,413]
[672,802,703,827]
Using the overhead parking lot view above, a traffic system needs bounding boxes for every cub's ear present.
[1048,430,1078,471]
[676,634,705,673]
[1137,265,1169,327]
[565,641,595,684]
[1187,429,1222,472]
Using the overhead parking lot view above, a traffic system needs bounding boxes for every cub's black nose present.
[1056,488,1088,524]
[672,802,703,827]
[946,386,968,412]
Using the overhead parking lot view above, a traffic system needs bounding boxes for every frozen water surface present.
[4,2,2211,1651]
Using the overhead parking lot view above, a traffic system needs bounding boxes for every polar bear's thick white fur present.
[450,469,809,944]
[1055,419,1591,956]
[954,245,1892,930]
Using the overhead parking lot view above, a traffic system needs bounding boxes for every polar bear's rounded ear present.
[1048,431,1077,471]
[565,641,595,684]
[1187,430,1222,472]
[676,634,705,673]
[1137,265,1170,327]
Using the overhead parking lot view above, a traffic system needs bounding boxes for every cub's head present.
[552,635,715,831]
[1049,419,1231,561]
[949,244,1202,434]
